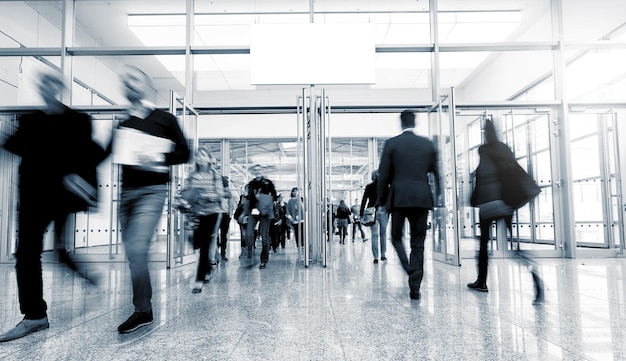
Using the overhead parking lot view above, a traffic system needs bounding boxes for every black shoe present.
[259,262,266,269]
[467,281,488,292]
[192,281,203,294]
[373,259,379,264]
[410,291,421,300]
[118,310,153,333]
[381,256,387,261]
[221,255,228,261]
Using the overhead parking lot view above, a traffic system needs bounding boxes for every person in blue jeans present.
[360,170,389,264]
[107,66,190,333]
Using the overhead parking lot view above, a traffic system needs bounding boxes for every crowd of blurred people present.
[0,68,543,342]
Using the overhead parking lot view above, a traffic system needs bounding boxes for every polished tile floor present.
[1,237,625,361]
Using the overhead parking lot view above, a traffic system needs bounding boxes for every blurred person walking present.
[218,176,235,262]
[377,110,441,300]
[270,194,286,253]
[234,184,250,258]
[108,66,190,333]
[286,187,305,259]
[185,147,226,294]
[468,118,543,304]
[244,164,277,269]
[360,170,390,264]
[0,71,105,342]
[350,199,368,242]
[335,200,352,245]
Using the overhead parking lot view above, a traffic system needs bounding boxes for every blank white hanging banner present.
[250,23,376,85]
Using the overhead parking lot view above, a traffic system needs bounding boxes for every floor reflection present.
[0,239,624,360]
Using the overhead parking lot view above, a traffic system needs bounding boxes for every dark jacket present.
[360,179,378,217]
[377,130,440,211]
[3,106,104,213]
[471,119,540,209]
[335,205,351,220]
[470,142,511,206]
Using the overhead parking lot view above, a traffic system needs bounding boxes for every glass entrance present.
[456,108,560,259]
[569,110,623,252]
[428,89,461,266]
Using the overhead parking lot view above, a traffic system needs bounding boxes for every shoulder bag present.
[361,207,376,226]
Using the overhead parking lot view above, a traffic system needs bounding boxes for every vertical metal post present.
[448,87,461,265]
[613,110,625,255]
[320,90,328,267]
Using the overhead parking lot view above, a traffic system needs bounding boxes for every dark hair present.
[400,110,416,129]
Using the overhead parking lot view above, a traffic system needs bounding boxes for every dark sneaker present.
[381,256,387,261]
[0,317,49,342]
[192,281,203,294]
[259,262,266,269]
[118,310,153,333]
[467,281,488,292]
[373,259,379,264]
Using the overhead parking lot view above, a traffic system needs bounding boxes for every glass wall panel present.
[71,55,186,107]
[563,0,626,42]
[0,56,61,107]
[194,1,309,47]
[441,51,554,102]
[437,0,553,43]
[565,49,626,102]
[569,113,616,248]
[1,1,62,48]
[456,109,556,255]
[74,0,187,47]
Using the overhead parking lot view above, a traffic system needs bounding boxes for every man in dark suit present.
[0,71,104,342]
[377,110,441,300]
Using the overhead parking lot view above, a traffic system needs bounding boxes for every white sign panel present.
[250,23,376,85]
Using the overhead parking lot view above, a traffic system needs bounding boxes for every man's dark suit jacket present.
[377,130,440,210]
[4,106,103,213]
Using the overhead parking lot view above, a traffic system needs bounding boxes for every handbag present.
[175,187,201,214]
[477,200,513,220]
[255,193,274,217]
[500,161,541,210]
[361,207,376,226]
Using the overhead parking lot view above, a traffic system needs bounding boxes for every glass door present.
[428,88,461,266]
[457,108,559,259]
[569,109,623,252]
[168,92,198,267]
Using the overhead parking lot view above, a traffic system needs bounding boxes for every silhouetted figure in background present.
[219,176,234,261]
[245,164,277,269]
[286,187,305,259]
[350,199,367,242]
[335,200,352,244]
[361,170,390,264]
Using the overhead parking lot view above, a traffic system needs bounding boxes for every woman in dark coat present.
[468,119,543,305]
